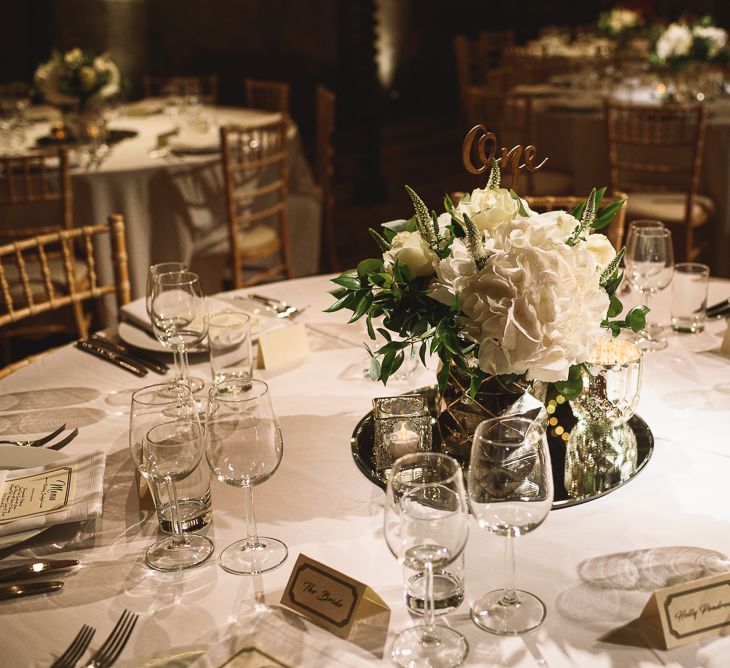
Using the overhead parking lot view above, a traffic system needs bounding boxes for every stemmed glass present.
[625,226,674,351]
[205,378,288,574]
[150,270,207,392]
[384,452,470,667]
[129,383,214,571]
[467,416,553,635]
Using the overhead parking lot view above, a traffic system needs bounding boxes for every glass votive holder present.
[373,395,432,475]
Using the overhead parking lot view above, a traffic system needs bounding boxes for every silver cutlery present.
[0,424,77,449]
[0,580,63,601]
[89,334,169,374]
[83,609,138,668]
[50,624,96,668]
[0,559,79,584]
[245,294,306,318]
[76,339,148,376]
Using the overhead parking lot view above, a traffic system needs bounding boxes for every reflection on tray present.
[350,386,653,509]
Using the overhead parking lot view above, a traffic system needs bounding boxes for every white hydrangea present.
[655,23,693,61]
[432,215,609,382]
[693,25,728,57]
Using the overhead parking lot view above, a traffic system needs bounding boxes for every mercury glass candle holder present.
[373,395,432,476]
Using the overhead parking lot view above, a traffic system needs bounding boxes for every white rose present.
[64,48,84,68]
[383,231,438,277]
[79,66,97,90]
[693,26,728,57]
[656,24,693,61]
[437,215,609,382]
[536,210,581,239]
[584,234,616,268]
[456,187,519,234]
[34,61,78,106]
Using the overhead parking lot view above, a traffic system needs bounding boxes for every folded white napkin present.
[0,450,106,537]
[120,296,247,334]
[168,129,219,153]
[189,605,382,668]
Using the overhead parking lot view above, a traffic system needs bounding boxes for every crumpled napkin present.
[0,450,106,537]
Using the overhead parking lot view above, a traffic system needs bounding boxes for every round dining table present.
[1,274,730,667]
[17,102,321,299]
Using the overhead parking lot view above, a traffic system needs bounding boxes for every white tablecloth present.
[1,274,730,667]
[14,104,321,298]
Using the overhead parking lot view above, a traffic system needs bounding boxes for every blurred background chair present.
[217,119,292,288]
[604,100,712,262]
[0,214,130,373]
[244,78,290,114]
[143,75,219,103]
[316,85,337,272]
[478,29,515,70]
[524,192,628,250]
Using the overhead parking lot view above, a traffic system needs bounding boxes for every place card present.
[602,572,730,650]
[256,322,309,370]
[280,554,390,651]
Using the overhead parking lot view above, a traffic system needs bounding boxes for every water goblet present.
[625,227,674,351]
[467,416,553,635]
[129,385,213,571]
[385,452,470,667]
[150,270,207,392]
[205,378,287,574]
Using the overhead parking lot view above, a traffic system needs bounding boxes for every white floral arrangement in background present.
[652,16,729,68]
[34,48,121,110]
[597,7,644,41]
[328,163,647,398]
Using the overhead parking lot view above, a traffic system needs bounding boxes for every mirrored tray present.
[350,387,653,509]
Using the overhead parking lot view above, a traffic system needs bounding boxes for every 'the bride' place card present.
[280,554,390,653]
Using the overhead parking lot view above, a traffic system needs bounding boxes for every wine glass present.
[150,270,207,392]
[146,262,188,320]
[384,452,470,667]
[129,383,214,571]
[625,226,674,351]
[467,416,553,635]
[205,378,287,574]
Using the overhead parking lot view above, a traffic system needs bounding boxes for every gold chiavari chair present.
[244,78,290,114]
[219,119,292,288]
[478,29,515,70]
[316,85,338,272]
[523,193,628,251]
[604,100,712,262]
[143,75,219,104]
[0,215,131,375]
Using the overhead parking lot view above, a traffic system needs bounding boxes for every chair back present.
[0,214,130,330]
[0,148,73,241]
[244,79,290,114]
[478,30,515,70]
[220,119,291,288]
[316,85,337,271]
[143,75,218,103]
[523,193,628,250]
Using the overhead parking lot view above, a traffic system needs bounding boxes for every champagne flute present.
[205,378,287,574]
[625,227,674,351]
[467,416,553,635]
[385,452,470,667]
[150,270,207,392]
[129,384,214,571]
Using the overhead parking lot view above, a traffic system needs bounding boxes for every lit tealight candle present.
[386,422,420,458]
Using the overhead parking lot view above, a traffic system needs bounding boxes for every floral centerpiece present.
[597,7,645,43]
[651,16,729,69]
[34,48,120,141]
[328,163,647,451]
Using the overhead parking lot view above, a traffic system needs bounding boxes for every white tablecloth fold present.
[0,450,106,537]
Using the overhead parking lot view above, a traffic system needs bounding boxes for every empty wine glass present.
[205,378,287,574]
[467,416,553,635]
[129,384,213,571]
[146,262,188,320]
[625,226,674,351]
[150,270,207,392]
[385,452,470,667]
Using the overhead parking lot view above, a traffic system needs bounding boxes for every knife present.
[0,559,79,584]
[707,298,730,318]
[0,580,63,601]
[75,339,148,377]
[89,334,169,374]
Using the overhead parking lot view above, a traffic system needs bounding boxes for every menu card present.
[0,451,106,537]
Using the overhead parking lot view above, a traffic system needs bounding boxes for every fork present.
[0,424,76,448]
[83,610,138,668]
[49,624,96,668]
[246,294,306,318]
